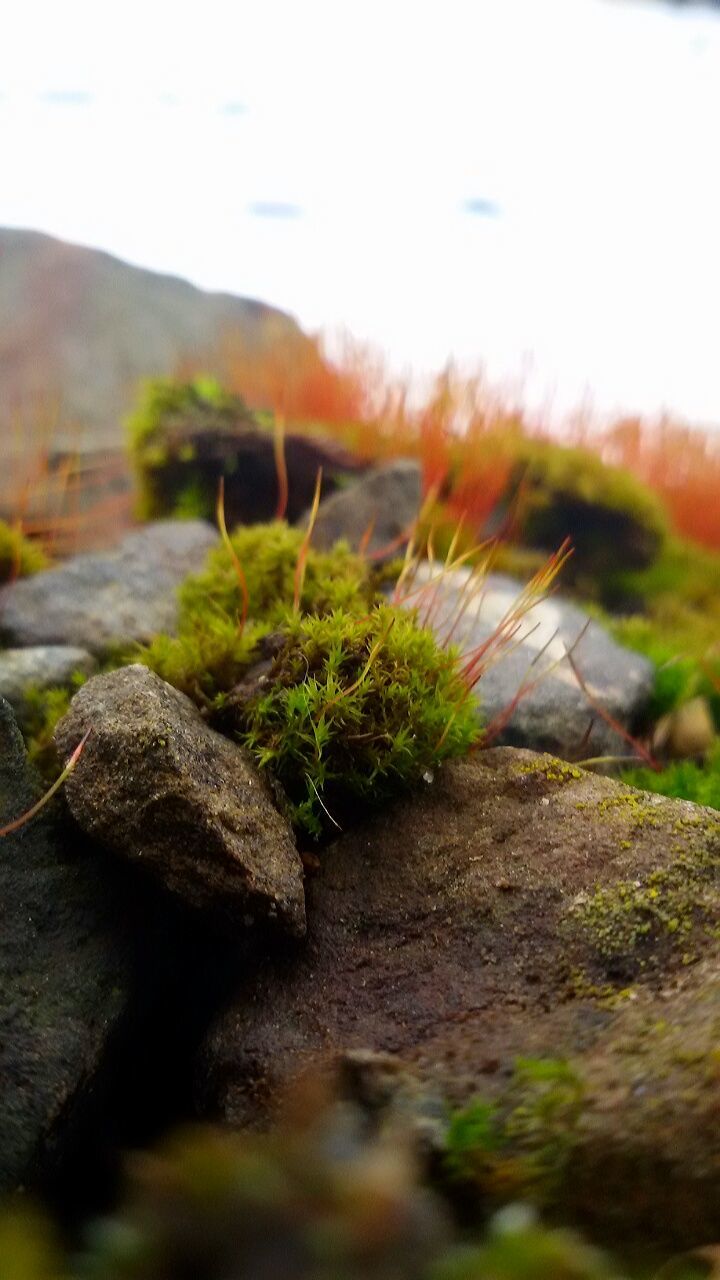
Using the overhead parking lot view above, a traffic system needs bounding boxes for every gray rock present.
[54,665,306,938]
[0,520,218,654]
[299,460,422,559]
[405,564,654,758]
[198,749,720,1245]
[0,646,97,726]
[0,697,138,1191]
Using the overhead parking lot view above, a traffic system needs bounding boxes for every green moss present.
[139,521,480,836]
[570,816,720,967]
[443,1058,585,1205]
[233,604,478,836]
[21,673,90,779]
[0,520,47,582]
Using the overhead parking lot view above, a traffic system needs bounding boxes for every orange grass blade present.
[273,412,289,520]
[217,477,249,635]
[0,728,92,838]
[293,467,323,613]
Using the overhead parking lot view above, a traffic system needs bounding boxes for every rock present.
[405,564,654,758]
[130,378,367,525]
[0,646,97,726]
[653,696,716,760]
[0,697,141,1191]
[54,665,305,937]
[198,749,720,1243]
[0,520,218,654]
[300,460,422,558]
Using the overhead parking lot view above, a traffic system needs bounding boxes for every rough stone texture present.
[408,565,654,758]
[300,460,422,558]
[199,749,720,1244]
[0,646,97,726]
[54,665,305,938]
[0,697,140,1192]
[0,520,218,654]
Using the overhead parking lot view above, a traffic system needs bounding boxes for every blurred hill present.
[0,227,311,450]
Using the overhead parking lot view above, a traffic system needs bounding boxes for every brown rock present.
[198,749,720,1243]
[54,665,305,937]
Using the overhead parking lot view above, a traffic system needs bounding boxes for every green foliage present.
[621,741,720,812]
[227,604,478,837]
[443,1059,584,1204]
[0,521,47,583]
[179,522,375,628]
[21,675,90,780]
[431,1215,617,1280]
[606,538,720,660]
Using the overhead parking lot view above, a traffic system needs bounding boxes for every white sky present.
[2,0,720,425]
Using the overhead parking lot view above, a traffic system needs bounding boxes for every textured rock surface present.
[55,665,305,937]
[0,646,97,725]
[199,749,720,1243]
[0,520,218,654]
[410,565,654,758]
[0,698,140,1192]
[301,460,422,558]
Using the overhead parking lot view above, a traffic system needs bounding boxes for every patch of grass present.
[621,741,720,812]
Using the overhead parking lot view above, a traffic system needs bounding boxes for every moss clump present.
[139,521,479,836]
[126,375,259,521]
[21,674,91,779]
[507,439,667,581]
[228,604,478,837]
[0,520,47,582]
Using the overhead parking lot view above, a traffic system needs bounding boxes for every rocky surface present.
[54,665,306,937]
[407,565,654,758]
[302,459,422,557]
[0,520,218,654]
[0,645,97,725]
[198,748,720,1243]
[0,697,143,1192]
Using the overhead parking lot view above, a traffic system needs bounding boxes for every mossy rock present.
[127,376,365,525]
[199,748,720,1245]
[501,440,667,582]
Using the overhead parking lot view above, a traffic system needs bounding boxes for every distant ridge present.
[0,227,311,449]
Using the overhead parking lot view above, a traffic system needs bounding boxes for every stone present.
[54,665,305,937]
[0,697,140,1191]
[405,564,654,758]
[300,460,422,558]
[0,646,97,726]
[198,749,720,1244]
[0,520,218,655]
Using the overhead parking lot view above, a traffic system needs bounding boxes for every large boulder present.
[54,665,306,938]
[0,520,218,654]
[198,748,720,1244]
[0,645,97,726]
[0,698,144,1191]
[301,460,422,558]
[405,565,654,759]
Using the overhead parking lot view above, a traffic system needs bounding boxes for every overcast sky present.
[2,0,720,425]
